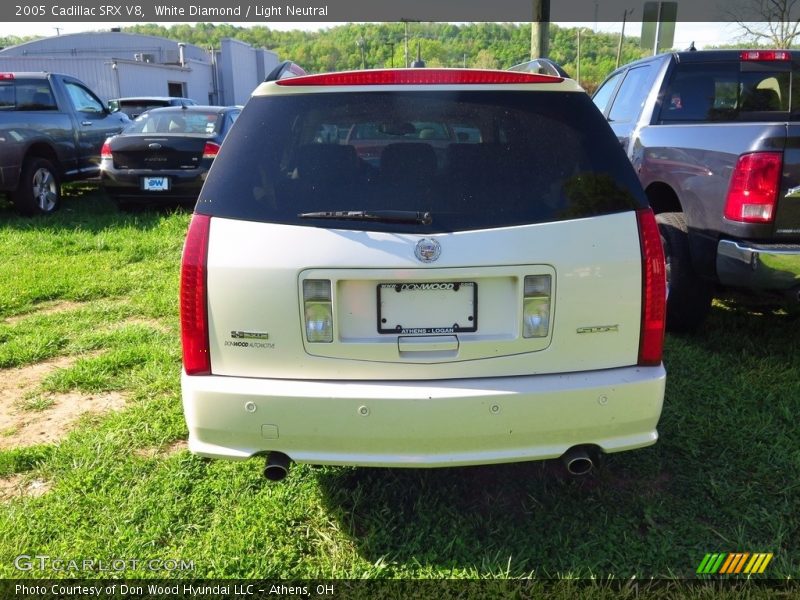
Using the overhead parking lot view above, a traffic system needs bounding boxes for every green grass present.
[0,185,798,584]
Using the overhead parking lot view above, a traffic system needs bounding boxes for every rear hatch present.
[191,73,656,381]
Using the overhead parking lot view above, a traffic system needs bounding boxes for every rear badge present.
[577,325,619,334]
[226,330,274,349]
[415,238,441,263]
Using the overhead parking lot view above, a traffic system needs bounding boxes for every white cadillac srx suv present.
[180,68,667,480]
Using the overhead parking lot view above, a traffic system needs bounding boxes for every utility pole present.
[386,42,395,68]
[357,36,366,70]
[531,0,550,58]
[402,19,410,67]
[616,9,633,69]
[576,28,581,86]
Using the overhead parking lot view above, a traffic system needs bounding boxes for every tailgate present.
[776,124,800,239]
[205,213,644,381]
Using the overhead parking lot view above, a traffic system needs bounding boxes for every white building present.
[0,30,280,105]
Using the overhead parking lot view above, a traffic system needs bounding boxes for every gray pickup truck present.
[0,72,129,215]
[593,50,800,331]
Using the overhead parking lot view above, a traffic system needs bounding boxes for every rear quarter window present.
[197,90,646,233]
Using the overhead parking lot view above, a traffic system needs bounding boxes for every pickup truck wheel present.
[13,158,61,216]
[656,212,713,332]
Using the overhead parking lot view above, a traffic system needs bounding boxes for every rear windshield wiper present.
[298,210,432,225]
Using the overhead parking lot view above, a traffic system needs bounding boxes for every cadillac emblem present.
[414,238,441,263]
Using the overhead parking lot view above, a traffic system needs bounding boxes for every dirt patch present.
[3,300,86,325]
[134,439,188,460]
[0,474,52,502]
[0,357,126,450]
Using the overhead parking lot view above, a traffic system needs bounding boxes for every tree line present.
[0,22,779,91]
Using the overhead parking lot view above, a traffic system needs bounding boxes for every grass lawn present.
[0,184,798,582]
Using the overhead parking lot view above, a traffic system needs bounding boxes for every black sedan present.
[100,105,240,210]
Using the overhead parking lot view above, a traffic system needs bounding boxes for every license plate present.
[142,176,170,191]
[377,282,477,334]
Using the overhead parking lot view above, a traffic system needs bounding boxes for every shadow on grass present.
[313,303,799,577]
[0,183,193,233]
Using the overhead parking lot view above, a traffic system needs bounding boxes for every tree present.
[730,0,800,48]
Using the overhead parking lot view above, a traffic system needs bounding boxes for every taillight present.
[202,141,220,160]
[740,50,791,61]
[100,140,112,160]
[724,152,782,223]
[180,214,211,375]
[0,73,15,80]
[276,69,563,86]
[637,209,666,367]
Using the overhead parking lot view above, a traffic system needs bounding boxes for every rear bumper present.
[182,365,666,468]
[716,239,800,292]
[100,167,206,202]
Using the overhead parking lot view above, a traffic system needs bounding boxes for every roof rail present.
[508,58,570,79]
[265,61,307,82]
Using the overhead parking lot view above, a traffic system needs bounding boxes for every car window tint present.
[4,82,57,111]
[125,111,221,134]
[0,84,13,109]
[608,65,655,123]
[64,82,104,114]
[660,62,792,122]
[197,91,646,233]
[592,71,624,115]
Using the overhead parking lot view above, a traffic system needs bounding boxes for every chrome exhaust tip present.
[263,452,291,481]
[561,446,596,476]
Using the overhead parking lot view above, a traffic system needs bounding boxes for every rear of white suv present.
[180,69,666,478]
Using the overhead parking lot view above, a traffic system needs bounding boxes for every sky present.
[0,21,745,50]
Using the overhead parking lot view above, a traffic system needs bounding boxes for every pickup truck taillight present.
[637,208,666,366]
[724,152,782,223]
[100,141,112,160]
[180,214,211,375]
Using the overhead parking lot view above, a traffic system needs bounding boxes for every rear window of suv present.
[197,91,645,233]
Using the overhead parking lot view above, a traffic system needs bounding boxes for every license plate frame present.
[377,281,477,334]
[141,176,170,191]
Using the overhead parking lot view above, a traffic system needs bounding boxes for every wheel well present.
[645,182,682,215]
[24,143,60,174]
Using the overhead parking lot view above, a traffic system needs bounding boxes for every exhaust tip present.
[565,456,594,476]
[561,446,598,476]
[263,452,291,482]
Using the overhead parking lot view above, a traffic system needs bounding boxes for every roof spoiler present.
[508,58,570,79]
[265,61,307,82]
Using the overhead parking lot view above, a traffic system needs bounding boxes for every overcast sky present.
[0,21,744,50]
